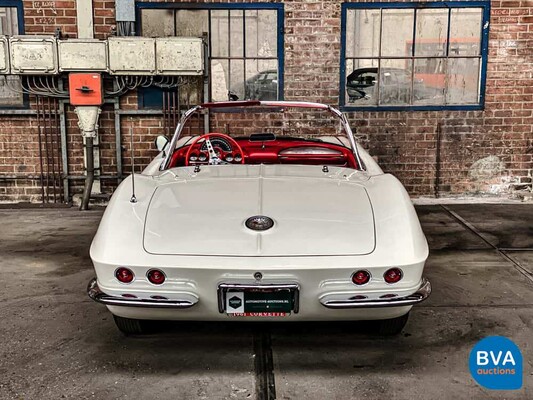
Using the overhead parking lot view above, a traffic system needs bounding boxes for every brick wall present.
[0,0,531,202]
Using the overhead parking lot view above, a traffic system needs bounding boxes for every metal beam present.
[76,0,94,39]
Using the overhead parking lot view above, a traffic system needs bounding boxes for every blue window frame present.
[0,0,25,108]
[136,2,284,108]
[340,1,490,111]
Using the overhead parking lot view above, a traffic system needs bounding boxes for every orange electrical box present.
[69,73,103,106]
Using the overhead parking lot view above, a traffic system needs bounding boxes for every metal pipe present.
[42,96,51,202]
[80,136,95,211]
[172,91,177,130]
[111,90,123,185]
[434,123,442,198]
[35,96,45,204]
[47,97,57,203]
[162,89,167,136]
[59,99,69,202]
[52,98,63,203]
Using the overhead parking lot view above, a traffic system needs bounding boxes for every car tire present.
[377,312,409,336]
[113,315,145,335]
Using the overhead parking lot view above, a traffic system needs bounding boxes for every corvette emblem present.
[245,216,274,231]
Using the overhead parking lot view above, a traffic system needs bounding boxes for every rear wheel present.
[377,312,409,336]
[113,315,145,335]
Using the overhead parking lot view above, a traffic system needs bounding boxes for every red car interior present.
[168,133,358,169]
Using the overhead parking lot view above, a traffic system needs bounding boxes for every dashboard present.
[168,134,358,169]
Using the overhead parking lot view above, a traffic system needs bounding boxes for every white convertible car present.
[88,101,430,335]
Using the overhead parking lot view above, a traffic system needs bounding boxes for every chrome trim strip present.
[320,278,431,309]
[217,283,300,314]
[87,278,198,309]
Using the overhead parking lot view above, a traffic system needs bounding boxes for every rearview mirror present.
[155,135,169,152]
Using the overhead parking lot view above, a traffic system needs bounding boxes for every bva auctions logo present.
[469,336,522,390]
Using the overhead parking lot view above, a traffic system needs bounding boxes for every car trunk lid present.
[143,166,375,256]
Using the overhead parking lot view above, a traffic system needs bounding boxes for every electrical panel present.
[155,38,204,75]
[0,36,9,73]
[69,73,104,106]
[9,36,58,74]
[58,40,108,72]
[2,35,205,77]
[108,37,156,75]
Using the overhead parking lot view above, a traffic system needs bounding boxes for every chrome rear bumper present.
[320,278,431,309]
[87,278,198,309]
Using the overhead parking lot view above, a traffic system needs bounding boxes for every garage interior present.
[0,0,532,399]
[1,205,532,399]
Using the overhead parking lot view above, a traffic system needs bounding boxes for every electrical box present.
[108,37,156,75]
[9,36,58,74]
[69,73,103,106]
[58,39,108,72]
[155,38,204,75]
[0,36,9,73]
[116,0,135,22]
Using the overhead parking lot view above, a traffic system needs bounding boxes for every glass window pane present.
[245,10,277,58]
[0,7,18,35]
[415,9,448,56]
[413,58,446,105]
[345,59,379,105]
[381,9,414,57]
[446,58,480,104]
[379,59,413,105]
[0,76,23,106]
[141,9,174,37]
[211,10,229,58]
[229,59,245,100]
[346,9,381,58]
[175,10,208,37]
[230,10,244,58]
[450,8,483,56]
[245,59,278,100]
[211,59,229,102]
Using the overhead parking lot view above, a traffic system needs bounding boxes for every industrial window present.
[137,3,284,107]
[340,1,490,111]
[0,1,24,107]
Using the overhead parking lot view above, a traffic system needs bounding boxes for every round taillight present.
[352,270,371,285]
[115,267,134,283]
[384,268,403,284]
[147,269,166,285]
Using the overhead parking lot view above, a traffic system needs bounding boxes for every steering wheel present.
[185,133,245,166]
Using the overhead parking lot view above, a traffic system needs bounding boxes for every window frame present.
[135,2,285,108]
[340,1,490,112]
[0,0,27,109]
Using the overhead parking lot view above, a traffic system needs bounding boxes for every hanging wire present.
[3,75,69,98]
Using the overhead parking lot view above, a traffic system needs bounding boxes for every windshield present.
[161,101,363,171]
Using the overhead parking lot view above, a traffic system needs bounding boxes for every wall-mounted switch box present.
[9,36,58,74]
[69,73,103,106]
[155,37,204,75]
[108,37,156,75]
[58,40,108,72]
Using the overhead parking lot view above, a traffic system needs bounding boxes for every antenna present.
[130,127,137,203]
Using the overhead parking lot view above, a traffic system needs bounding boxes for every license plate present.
[225,290,293,315]
[229,312,288,317]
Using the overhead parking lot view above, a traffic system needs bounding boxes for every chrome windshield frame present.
[160,101,364,171]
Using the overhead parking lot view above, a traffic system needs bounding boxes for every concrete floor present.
[0,205,531,400]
